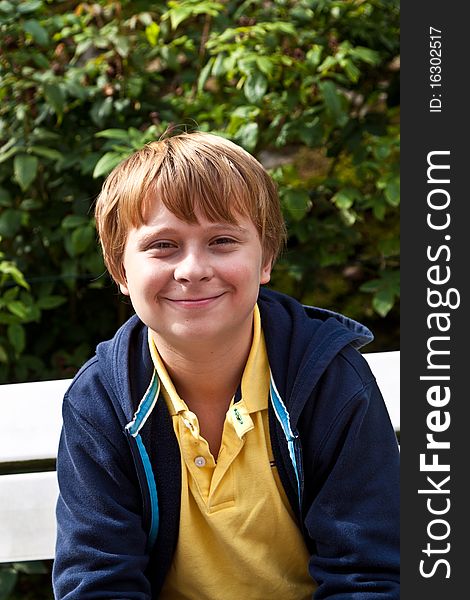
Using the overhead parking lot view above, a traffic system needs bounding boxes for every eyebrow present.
[135,223,250,248]
[202,223,249,235]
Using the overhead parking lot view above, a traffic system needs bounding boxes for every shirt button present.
[194,456,206,467]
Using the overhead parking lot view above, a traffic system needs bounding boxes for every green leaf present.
[256,56,274,77]
[211,53,225,77]
[319,80,348,126]
[372,200,386,221]
[19,198,39,211]
[114,35,130,57]
[0,1,15,14]
[378,237,400,257]
[43,83,65,119]
[298,118,323,147]
[71,226,94,255]
[163,1,223,29]
[36,295,67,309]
[339,207,357,226]
[64,80,88,100]
[372,290,395,317]
[126,76,144,99]
[0,209,22,237]
[7,300,29,320]
[62,215,90,229]
[373,142,391,161]
[234,123,258,153]
[17,0,42,13]
[33,53,49,69]
[0,313,17,325]
[145,22,160,46]
[332,187,361,210]
[23,19,49,46]
[13,155,38,191]
[317,55,336,73]
[351,46,380,66]
[90,97,113,128]
[0,260,29,289]
[93,152,124,178]
[8,323,26,355]
[343,59,360,83]
[0,146,21,165]
[360,271,400,316]
[283,189,311,221]
[306,45,322,68]
[168,6,193,29]
[384,178,400,206]
[95,129,131,141]
[1,288,18,303]
[198,57,215,94]
[244,72,268,104]
[29,145,62,161]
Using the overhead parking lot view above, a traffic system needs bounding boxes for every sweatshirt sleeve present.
[300,353,400,599]
[52,374,152,600]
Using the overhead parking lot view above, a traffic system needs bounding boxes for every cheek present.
[123,258,161,294]
[225,259,266,287]
[138,265,167,291]
[226,260,254,278]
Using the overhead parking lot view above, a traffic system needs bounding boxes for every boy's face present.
[119,199,272,351]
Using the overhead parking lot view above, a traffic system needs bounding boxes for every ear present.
[118,265,130,296]
[119,281,130,296]
[260,256,273,285]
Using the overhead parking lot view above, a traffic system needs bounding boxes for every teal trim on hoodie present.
[126,370,160,436]
[269,371,301,503]
[125,370,161,548]
[135,434,159,550]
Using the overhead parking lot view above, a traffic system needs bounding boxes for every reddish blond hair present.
[95,131,286,283]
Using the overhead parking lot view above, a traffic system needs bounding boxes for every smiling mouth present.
[164,293,225,306]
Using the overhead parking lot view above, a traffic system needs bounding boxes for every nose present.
[173,248,213,283]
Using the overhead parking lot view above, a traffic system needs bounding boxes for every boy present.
[53,132,399,599]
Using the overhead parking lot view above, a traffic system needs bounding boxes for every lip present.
[163,293,226,308]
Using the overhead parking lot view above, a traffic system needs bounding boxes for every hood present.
[95,314,154,426]
[258,288,374,427]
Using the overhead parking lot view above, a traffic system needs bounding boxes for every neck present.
[151,321,253,407]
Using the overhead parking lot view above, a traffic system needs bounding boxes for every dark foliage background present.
[1,0,399,386]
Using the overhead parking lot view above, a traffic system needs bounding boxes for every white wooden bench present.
[0,351,400,564]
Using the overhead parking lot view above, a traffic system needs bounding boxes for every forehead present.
[138,197,256,233]
[138,187,256,225]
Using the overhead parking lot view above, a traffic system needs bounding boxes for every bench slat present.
[0,379,71,463]
[0,472,58,562]
[362,351,400,432]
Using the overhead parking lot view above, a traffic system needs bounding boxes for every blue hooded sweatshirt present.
[53,288,400,599]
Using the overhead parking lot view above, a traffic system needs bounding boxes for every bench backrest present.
[0,350,399,563]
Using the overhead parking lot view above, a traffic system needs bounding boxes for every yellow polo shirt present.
[148,306,316,599]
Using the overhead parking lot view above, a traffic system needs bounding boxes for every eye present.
[153,241,176,249]
[146,240,178,254]
[211,237,237,246]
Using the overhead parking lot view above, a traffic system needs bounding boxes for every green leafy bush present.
[0,0,399,383]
